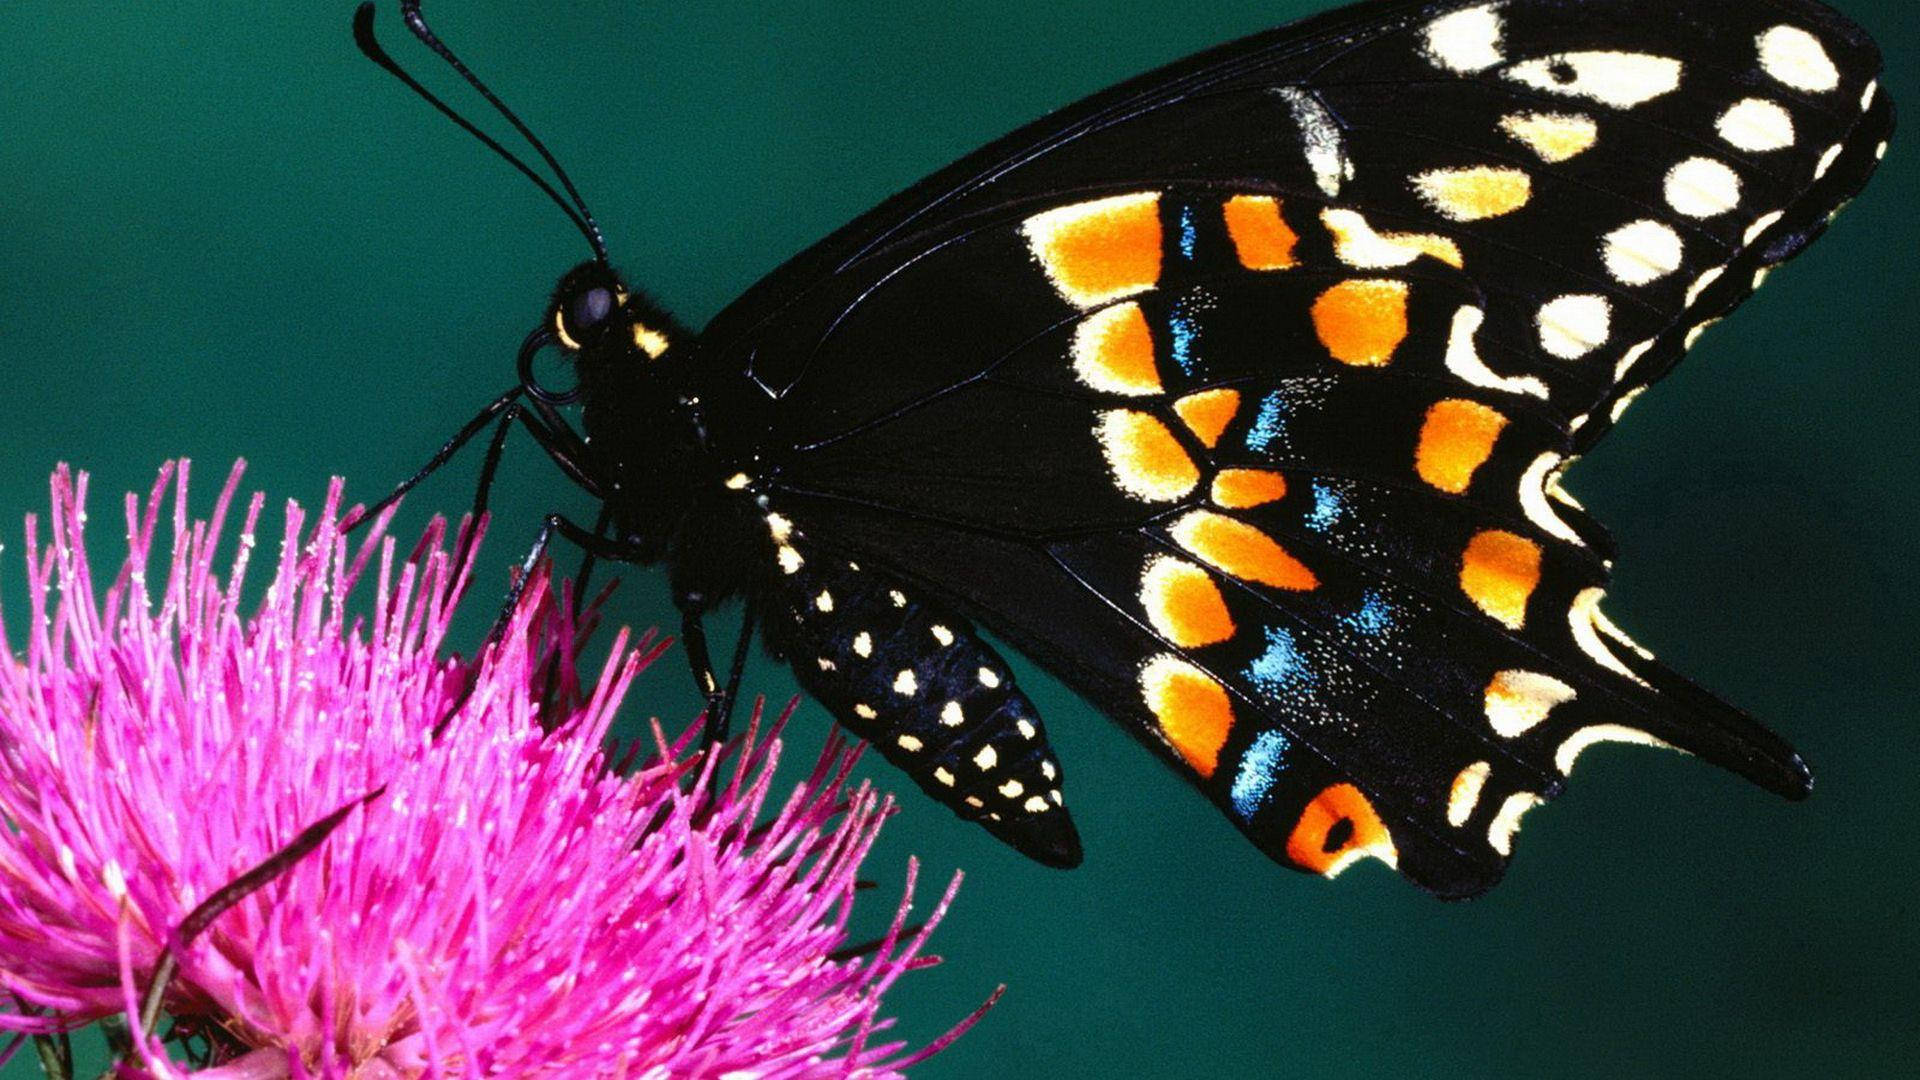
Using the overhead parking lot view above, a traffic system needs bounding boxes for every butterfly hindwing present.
[704,0,1889,894]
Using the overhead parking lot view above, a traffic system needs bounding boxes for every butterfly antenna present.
[353,2,610,263]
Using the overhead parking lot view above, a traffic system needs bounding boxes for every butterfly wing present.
[697,0,1891,896]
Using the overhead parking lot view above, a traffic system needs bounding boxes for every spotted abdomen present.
[758,519,1081,867]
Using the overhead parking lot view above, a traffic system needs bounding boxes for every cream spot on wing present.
[890,589,908,608]
[814,589,834,613]
[1717,98,1795,152]
[930,624,955,646]
[1665,157,1742,218]
[1758,26,1839,93]
[1411,166,1532,221]
[896,734,924,752]
[1686,266,1724,307]
[941,701,965,727]
[1685,319,1720,350]
[1041,758,1056,779]
[1610,385,1648,423]
[1488,792,1542,856]
[1557,724,1675,775]
[1744,210,1785,245]
[978,667,1001,688]
[1498,111,1597,162]
[1614,339,1655,383]
[1862,80,1879,111]
[1536,295,1611,359]
[1019,719,1038,740]
[934,767,955,786]
[1520,452,1585,546]
[1423,4,1504,73]
[1024,795,1052,813]
[1448,761,1492,827]
[999,779,1025,798]
[852,631,873,658]
[1505,51,1682,109]
[777,545,803,574]
[817,657,836,672]
[973,744,999,771]
[1484,670,1578,738]
[1814,142,1843,180]
[1321,208,1463,269]
[765,512,793,541]
[855,703,879,720]
[1602,220,1684,285]
[1446,306,1548,398]
[893,669,918,696]
[1275,87,1353,197]
[1570,588,1649,685]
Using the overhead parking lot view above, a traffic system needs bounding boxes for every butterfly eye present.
[560,286,615,346]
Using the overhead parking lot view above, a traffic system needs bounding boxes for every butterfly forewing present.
[694,0,1889,895]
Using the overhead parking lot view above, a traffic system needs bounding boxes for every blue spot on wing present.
[1178,205,1198,260]
[1343,590,1395,638]
[1246,625,1315,698]
[1169,300,1201,376]
[1246,391,1288,453]
[1306,482,1345,532]
[1230,730,1290,822]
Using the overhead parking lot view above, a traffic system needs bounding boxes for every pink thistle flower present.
[0,462,986,1078]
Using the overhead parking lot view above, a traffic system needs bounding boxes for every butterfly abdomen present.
[756,517,1082,867]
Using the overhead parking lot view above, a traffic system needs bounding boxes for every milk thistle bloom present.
[0,462,983,1077]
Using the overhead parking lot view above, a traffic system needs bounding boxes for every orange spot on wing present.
[1096,410,1200,503]
[1171,511,1318,591]
[1211,469,1288,509]
[1286,783,1395,876]
[1141,655,1235,777]
[1313,279,1410,366]
[1223,194,1300,270]
[1416,399,1509,494]
[1173,389,1241,449]
[1072,302,1162,396]
[1023,193,1164,308]
[1460,530,1543,629]
[1141,557,1236,648]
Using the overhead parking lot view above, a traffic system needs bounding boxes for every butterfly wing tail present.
[1598,643,1814,801]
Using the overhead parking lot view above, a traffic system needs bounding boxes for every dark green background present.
[2,2,1914,1076]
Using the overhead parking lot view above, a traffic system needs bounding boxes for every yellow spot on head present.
[1171,511,1318,591]
[1460,530,1542,629]
[1222,194,1300,270]
[1095,410,1201,503]
[1416,399,1509,494]
[1211,468,1288,509]
[632,322,671,359]
[1313,279,1410,367]
[1499,111,1598,162]
[1286,783,1396,876]
[1413,166,1533,221]
[1484,670,1577,737]
[1140,654,1235,777]
[1022,192,1164,308]
[1172,389,1240,449]
[1140,556,1236,648]
[1072,302,1162,396]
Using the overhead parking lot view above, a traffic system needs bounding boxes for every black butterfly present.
[357,0,1891,898]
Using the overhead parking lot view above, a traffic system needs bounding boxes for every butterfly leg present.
[676,598,758,744]
[348,385,522,532]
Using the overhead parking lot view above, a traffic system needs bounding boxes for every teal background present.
[2,2,1915,1076]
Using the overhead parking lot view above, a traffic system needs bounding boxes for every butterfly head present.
[549,261,678,363]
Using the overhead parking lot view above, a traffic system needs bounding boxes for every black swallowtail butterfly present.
[358,0,1891,898]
